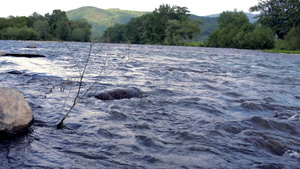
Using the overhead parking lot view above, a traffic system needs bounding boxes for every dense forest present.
[102,4,201,45]
[207,0,300,50]
[206,10,275,49]
[101,0,299,50]
[0,10,91,42]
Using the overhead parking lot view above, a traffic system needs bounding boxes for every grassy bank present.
[263,50,300,54]
[182,41,206,47]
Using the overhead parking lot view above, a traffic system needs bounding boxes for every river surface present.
[0,40,300,169]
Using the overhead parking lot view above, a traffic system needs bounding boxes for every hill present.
[66,6,257,40]
[67,6,218,39]
[66,6,147,37]
[189,15,218,40]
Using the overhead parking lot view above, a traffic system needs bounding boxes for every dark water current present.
[0,40,300,169]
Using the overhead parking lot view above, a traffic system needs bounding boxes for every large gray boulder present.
[0,87,33,136]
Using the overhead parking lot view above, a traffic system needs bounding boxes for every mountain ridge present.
[67,6,148,37]
[66,6,258,39]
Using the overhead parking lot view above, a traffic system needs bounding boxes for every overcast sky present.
[0,0,259,18]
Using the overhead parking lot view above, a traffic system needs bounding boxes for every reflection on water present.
[0,40,300,168]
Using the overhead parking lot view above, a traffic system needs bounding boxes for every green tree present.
[33,20,50,40]
[165,20,183,45]
[283,26,300,50]
[232,23,255,48]
[103,23,127,43]
[102,4,201,45]
[142,13,163,44]
[0,18,8,30]
[125,16,145,44]
[250,0,300,39]
[30,12,44,21]
[207,11,249,48]
[218,10,249,29]
[179,19,201,41]
[244,26,275,49]
[0,10,91,41]
[207,10,275,49]
[47,10,69,35]
[2,27,18,40]
[276,26,300,50]
[55,19,71,40]
[165,19,201,45]
[154,4,190,22]
[151,4,191,44]
[69,19,92,42]
[5,16,28,28]
[2,26,39,40]
[207,28,221,47]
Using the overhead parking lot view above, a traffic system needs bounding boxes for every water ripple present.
[1,41,300,168]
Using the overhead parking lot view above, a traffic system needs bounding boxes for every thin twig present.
[59,78,75,114]
[57,32,132,129]
[61,42,82,77]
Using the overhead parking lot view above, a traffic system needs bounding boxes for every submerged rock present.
[26,45,36,48]
[94,87,144,100]
[0,87,33,136]
[2,53,45,58]
[8,70,22,75]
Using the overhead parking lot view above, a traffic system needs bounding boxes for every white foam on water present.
[0,56,77,78]
[284,150,300,159]
[289,114,300,121]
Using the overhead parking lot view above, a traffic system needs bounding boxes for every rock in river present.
[26,45,36,48]
[0,87,33,136]
[94,87,144,100]
[7,70,23,75]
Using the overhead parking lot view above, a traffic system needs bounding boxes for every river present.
[0,40,300,168]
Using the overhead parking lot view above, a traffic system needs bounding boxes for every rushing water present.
[0,40,300,169]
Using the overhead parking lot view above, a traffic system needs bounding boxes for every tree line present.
[207,0,300,50]
[102,1,299,50]
[0,10,92,42]
[1,1,299,51]
[206,10,275,49]
[101,4,201,45]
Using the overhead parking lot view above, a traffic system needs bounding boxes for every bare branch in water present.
[57,41,131,129]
